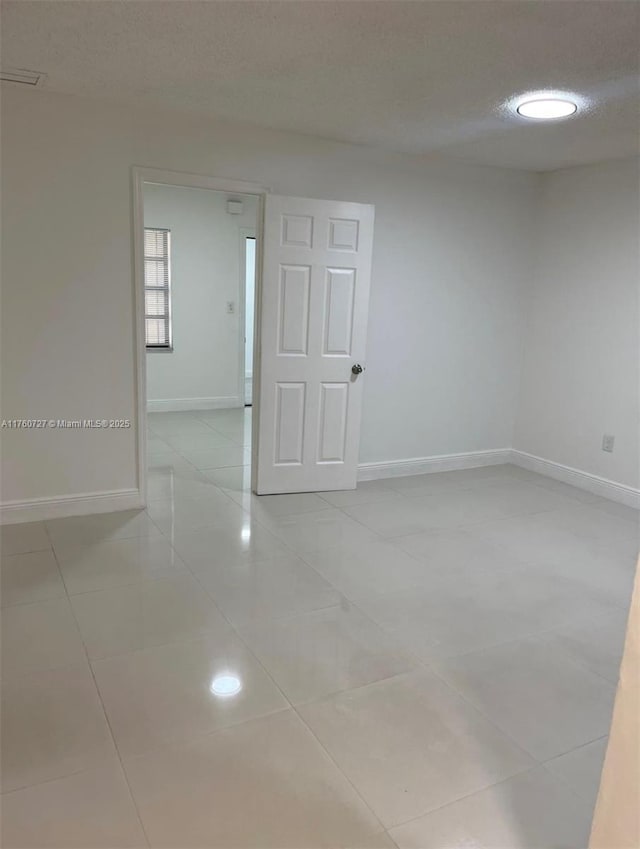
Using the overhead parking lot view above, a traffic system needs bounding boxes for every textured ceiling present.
[2,0,639,171]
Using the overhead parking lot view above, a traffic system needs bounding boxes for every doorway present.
[133,168,266,504]
[242,234,256,406]
[134,170,375,501]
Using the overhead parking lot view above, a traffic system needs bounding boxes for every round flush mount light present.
[516,97,578,120]
[210,674,242,698]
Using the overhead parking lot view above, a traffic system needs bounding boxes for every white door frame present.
[132,166,269,505]
[238,227,257,406]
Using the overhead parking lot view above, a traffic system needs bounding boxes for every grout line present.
[0,759,114,798]
[543,733,609,765]
[411,608,627,681]
[45,543,153,847]
[289,703,388,834]
[383,763,552,837]
[75,665,152,845]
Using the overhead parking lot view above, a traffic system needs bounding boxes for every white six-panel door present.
[255,195,375,494]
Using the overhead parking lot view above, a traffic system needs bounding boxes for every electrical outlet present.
[226,301,235,314]
[602,434,615,453]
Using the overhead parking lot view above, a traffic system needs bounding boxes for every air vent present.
[0,68,46,86]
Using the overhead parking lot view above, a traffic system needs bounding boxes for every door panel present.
[278,265,311,355]
[323,268,356,356]
[318,382,349,463]
[274,383,306,465]
[256,194,374,494]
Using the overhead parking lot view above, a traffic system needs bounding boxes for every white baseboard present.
[147,396,242,413]
[510,450,640,509]
[357,449,511,482]
[357,446,639,508]
[0,488,144,525]
[5,448,636,525]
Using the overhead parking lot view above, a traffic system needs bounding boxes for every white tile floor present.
[1,406,637,848]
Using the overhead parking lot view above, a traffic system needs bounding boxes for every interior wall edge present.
[510,172,545,448]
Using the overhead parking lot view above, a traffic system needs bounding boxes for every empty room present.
[0,2,638,848]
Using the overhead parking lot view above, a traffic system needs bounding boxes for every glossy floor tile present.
[180,445,251,470]
[55,536,190,594]
[2,421,635,848]
[538,609,627,684]
[146,434,174,455]
[1,550,65,607]
[145,493,245,534]
[123,711,384,848]
[531,501,639,543]
[353,559,621,661]
[302,537,432,599]
[92,631,288,757]
[46,510,160,549]
[1,662,115,792]
[389,766,592,849]
[69,574,229,659]
[147,450,198,474]
[227,490,332,517]
[300,670,534,828]
[384,464,522,495]
[394,525,528,571]
[239,602,417,704]
[435,633,616,760]
[145,466,222,502]
[318,479,402,507]
[147,414,215,437]
[163,430,236,451]
[1,596,86,680]
[170,520,292,570]
[193,552,342,626]
[1,758,148,849]
[1,521,50,556]
[202,464,252,493]
[474,514,638,606]
[266,508,379,553]
[343,489,520,537]
[544,736,608,808]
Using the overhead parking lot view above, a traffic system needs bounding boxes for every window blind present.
[144,228,172,349]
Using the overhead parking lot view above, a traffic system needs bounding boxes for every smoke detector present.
[1,68,47,87]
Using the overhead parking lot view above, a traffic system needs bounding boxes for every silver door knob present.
[351,364,363,375]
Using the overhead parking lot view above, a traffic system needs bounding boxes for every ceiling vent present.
[0,68,46,86]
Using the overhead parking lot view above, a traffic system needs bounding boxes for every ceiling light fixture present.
[516,97,578,120]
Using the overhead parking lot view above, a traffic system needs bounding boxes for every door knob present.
[351,363,363,375]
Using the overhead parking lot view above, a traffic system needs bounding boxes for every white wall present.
[514,158,640,489]
[144,184,257,410]
[1,87,536,508]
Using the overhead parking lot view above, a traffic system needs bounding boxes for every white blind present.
[144,228,171,348]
